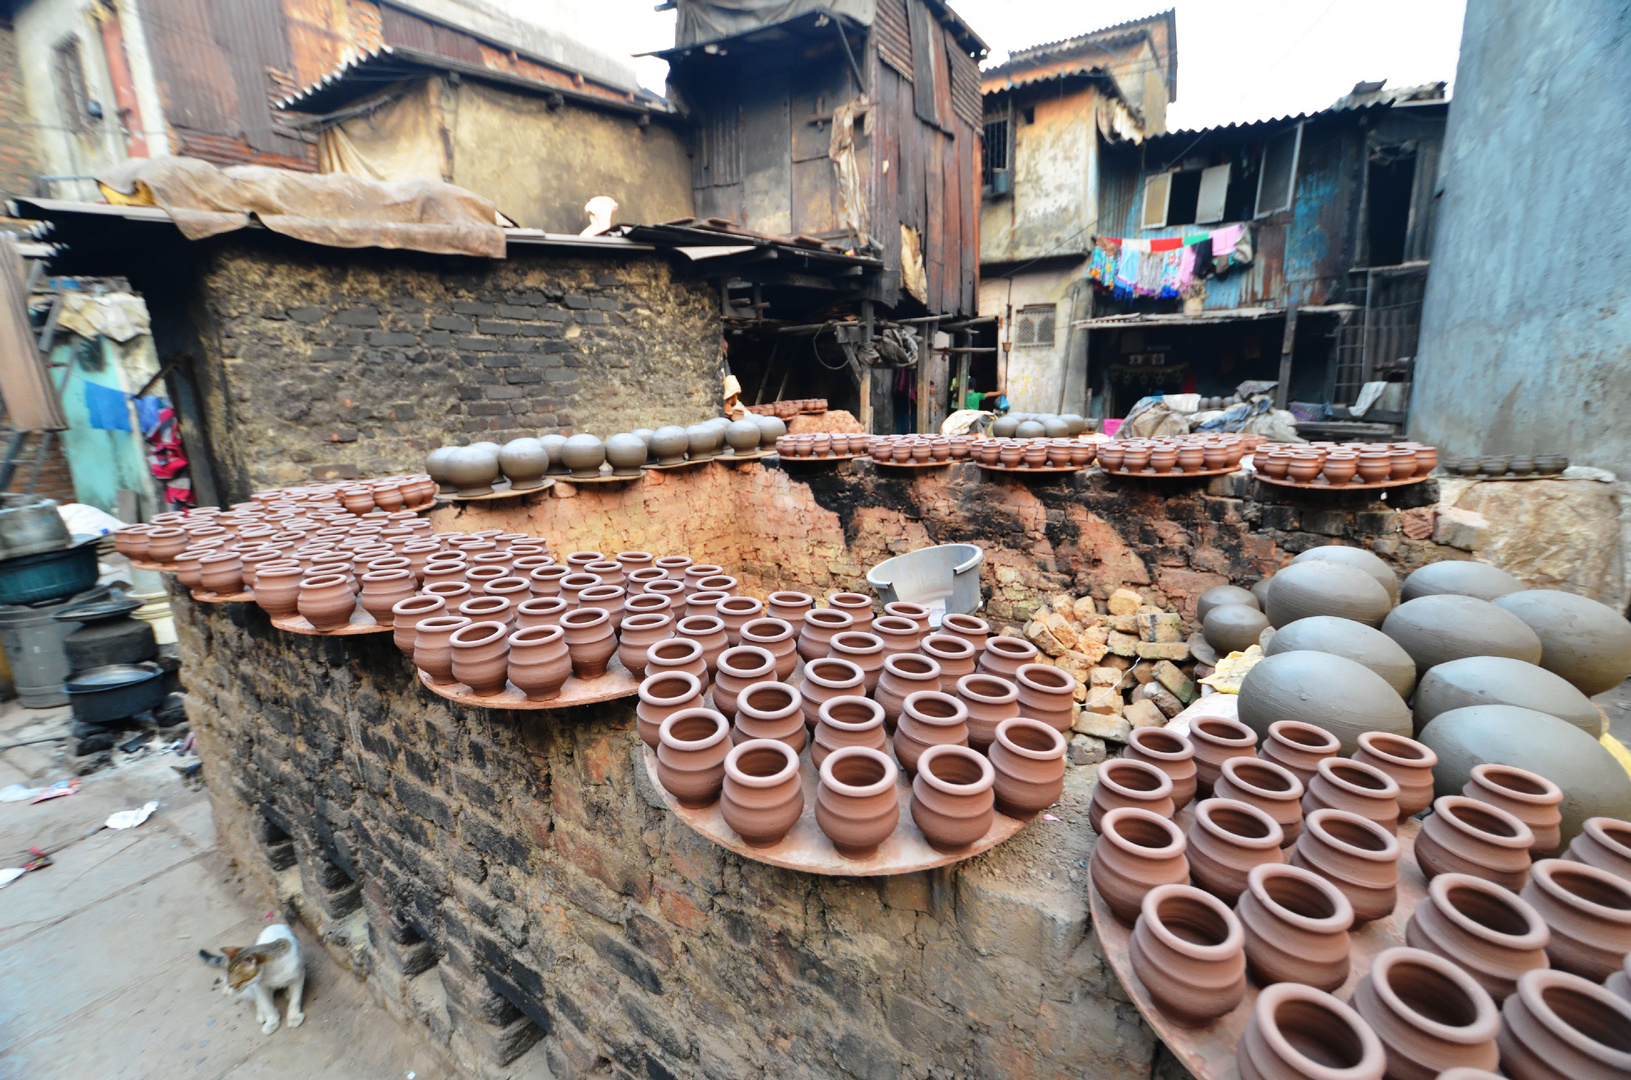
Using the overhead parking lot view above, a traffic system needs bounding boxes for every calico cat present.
[200,923,306,1034]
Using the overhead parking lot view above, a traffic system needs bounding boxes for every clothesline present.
[1087,224,1255,301]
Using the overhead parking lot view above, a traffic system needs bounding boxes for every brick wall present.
[0,432,77,505]
[186,240,722,499]
[0,18,41,199]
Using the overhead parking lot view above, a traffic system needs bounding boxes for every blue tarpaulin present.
[82,381,131,431]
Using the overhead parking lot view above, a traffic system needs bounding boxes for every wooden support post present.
[1275,300,1299,411]
[858,301,875,433]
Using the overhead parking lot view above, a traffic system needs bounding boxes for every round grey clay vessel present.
[1041,416,1070,438]
[560,434,606,478]
[1419,704,1631,846]
[1382,594,1543,672]
[1400,561,1525,603]
[1197,585,1260,622]
[1292,545,1400,603]
[498,437,549,489]
[649,425,689,465]
[1492,589,1631,696]
[1062,414,1087,435]
[604,433,648,476]
[724,419,762,455]
[426,446,459,493]
[445,445,500,496]
[469,441,501,455]
[1413,656,1602,737]
[1251,576,1274,610]
[1204,605,1270,655]
[539,433,569,474]
[753,415,788,447]
[1237,649,1412,754]
[1263,615,1417,699]
[1015,420,1046,439]
[1264,560,1393,629]
[685,424,719,461]
[991,415,1020,437]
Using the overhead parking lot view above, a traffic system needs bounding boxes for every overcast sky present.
[577,0,1467,131]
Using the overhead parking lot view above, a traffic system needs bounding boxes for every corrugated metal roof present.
[981,9,1175,91]
[1150,83,1448,142]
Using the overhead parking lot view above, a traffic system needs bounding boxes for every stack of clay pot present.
[987,412,1090,438]
[1097,433,1262,476]
[747,398,827,419]
[867,434,967,464]
[1254,441,1438,485]
[645,598,1070,858]
[774,432,871,459]
[1444,454,1569,478]
[968,437,1095,470]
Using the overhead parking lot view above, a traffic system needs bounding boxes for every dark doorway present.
[1366,154,1416,267]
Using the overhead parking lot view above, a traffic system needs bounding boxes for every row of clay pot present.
[1256,441,1438,484]
[868,435,965,463]
[747,398,826,419]
[1098,434,1256,474]
[776,432,870,458]
[966,437,1095,469]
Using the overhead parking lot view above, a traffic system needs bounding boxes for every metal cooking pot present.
[63,663,165,726]
[0,498,71,559]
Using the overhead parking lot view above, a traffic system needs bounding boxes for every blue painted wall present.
[56,336,159,515]
[1411,0,1631,474]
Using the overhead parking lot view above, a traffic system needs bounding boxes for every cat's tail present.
[198,949,227,967]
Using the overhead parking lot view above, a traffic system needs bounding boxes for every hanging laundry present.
[1135,248,1165,296]
[1113,246,1141,299]
[1086,226,1252,293]
[83,381,132,431]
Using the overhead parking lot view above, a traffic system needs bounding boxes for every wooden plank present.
[792,158,840,237]
[875,66,903,275]
[940,126,959,314]
[907,0,937,123]
[957,122,976,316]
[1275,300,1299,410]
[740,61,792,236]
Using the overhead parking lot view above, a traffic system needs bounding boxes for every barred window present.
[982,118,1009,188]
[1015,304,1056,347]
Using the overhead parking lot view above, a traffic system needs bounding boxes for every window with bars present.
[53,37,92,134]
[983,117,1010,192]
[1015,304,1056,347]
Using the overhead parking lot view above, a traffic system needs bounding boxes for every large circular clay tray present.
[1099,465,1238,479]
[641,744,1027,876]
[416,656,639,709]
[716,450,776,464]
[444,481,554,502]
[871,458,953,469]
[129,558,176,572]
[269,608,392,636]
[1254,473,1429,492]
[778,453,863,464]
[554,473,644,485]
[190,588,254,604]
[977,463,1088,475]
[642,458,710,471]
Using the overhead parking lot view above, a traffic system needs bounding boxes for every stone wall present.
[186,240,722,499]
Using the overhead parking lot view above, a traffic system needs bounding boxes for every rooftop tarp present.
[95,157,506,259]
[675,0,876,47]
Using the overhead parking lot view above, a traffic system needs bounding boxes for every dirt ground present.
[0,703,457,1080]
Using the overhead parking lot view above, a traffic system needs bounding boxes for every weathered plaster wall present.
[185,239,721,500]
[0,16,41,198]
[979,88,1100,265]
[977,263,1090,416]
[1411,0,1631,477]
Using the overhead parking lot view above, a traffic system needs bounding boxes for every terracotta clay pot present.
[740,617,798,679]
[1519,859,1631,981]
[1352,731,1438,821]
[1187,797,1286,904]
[681,564,724,596]
[1190,715,1259,798]
[799,657,865,730]
[940,613,990,651]
[578,584,626,630]
[1304,758,1402,836]
[989,717,1065,819]
[684,590,729,622]
[515,596,570,631]
[1464,764,1565,857]
[253,564,303,618]
[1496,968,1631,1080]
[977,636,1039,680]
[390,594,446,656]
[875,653,942,730]
[450,621,510,694]
[894,691,970,776]
[1351,946,1501,1080]
[359,568,415,626]
[1130,883,1247,1027]
[507,624,571,701]
[529,564,570,597]
[654,554,692,579]
[1215,757,1306,847]
[636,671,703,749]
[816,747,900,859]
[676,615,729,675]
[1610,954,1631,1004]
[713,646,777,723]
[812,696,887,769]
[721,739,804,847]
[1292,808,1402,925]
[732,681,807,753]
[1416,796,1535,891]
[1406,872,1552,1001]
[828,631,885,693]
[954,673,1020,751]
[1014,663,1076,733]
[797,608,854,662]
[565,549,605,570]
[766,591,814,630]
[298,572,356,630]
[458,595,514,630]
[625,566,667,594]
[1089,758,1176,834]
[883,601,931,634]
[921,634,977,694]
[615,612,673,677]
[715,595,764,645]
[656,709,731,808]
[872,616,923,659]
[1238,982,1386,1080]
[198,551,244,596]
[1565,817,1631,882]
[1237,862,1354,991]
[910,744,995,853]
[412,615,471,684]
[1090,808,1190,923]
[585,560,627,589]
[827,592,874,632]
[560,607,617,680]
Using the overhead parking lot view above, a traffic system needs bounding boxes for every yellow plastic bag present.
[1198,645,1264,695]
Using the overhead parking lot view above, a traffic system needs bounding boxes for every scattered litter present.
[105,800,158,830]
[1041,813,1061,822]
[0,848,54,888]
[0,784,40,802]
[30,778,81,804]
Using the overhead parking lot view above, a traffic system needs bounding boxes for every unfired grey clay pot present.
[752,415,788,447]
[1062,414,1087,435]
[426,446,459,493]
[1492,589,1631,697]
[445,445,500,496]
[1015,420,1046,438]
[685,424,719,460]
[724,419,762,454]
[1400,561,1524,603]
[650,426,689,465]
[1263,615,1417,699]
[1381,594,1543,672]
[1413,655,1602,737]
[604,433,648,476]
[1251,577,1274,610]
[1291,545,1400,603]
[1237,649,1412,754]
[1419,704,1631,846]
[539,433,569,475]
[1204,605,1271,655]
[498,437,549,489]
[560,434,606,478]
[1264,560,1393,629]
[991,416,1020,437]
[1197,585,1260,622]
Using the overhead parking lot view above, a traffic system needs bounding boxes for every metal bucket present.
[0,598,83,707]
[865,544,984,626]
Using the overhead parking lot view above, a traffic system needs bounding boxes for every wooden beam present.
[1275,300,1300,411]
